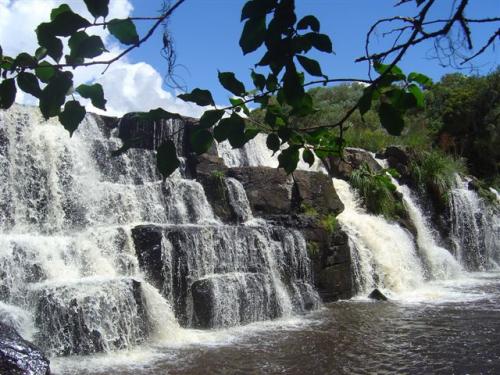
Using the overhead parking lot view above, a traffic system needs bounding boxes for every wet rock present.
[318,263,353,302]
[193,154,236,223]
[191,273,280,329]
[33,278,149,356]
[368,288,388,301]
[0,322,50,375]
[323,148,381,180]
[228,167,293,216]
[293,170,344,215]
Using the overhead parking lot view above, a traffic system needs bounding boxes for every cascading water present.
[450,175,500,270]
[0,105,319,361]
[390,180,463,279]
[373,157,463,280]
[332,178,426,295]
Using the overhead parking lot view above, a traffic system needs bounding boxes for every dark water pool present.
[54,272,500,375]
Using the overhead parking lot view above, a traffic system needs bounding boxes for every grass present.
[349,163,405,220]
[409,149,467,204]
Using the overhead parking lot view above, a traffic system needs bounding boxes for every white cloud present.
[0,0,203,118]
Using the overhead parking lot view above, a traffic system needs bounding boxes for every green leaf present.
[36,23,63,62]
[266,133,280,152]
[50,8,91,36]
[76,83,106,110]
[302,149,315,167]
[35,47,48,61]
[266,74,278,91]
[69,32,107,59]
[39,71,73,119]
[358,88,373,115]
[14,53,37,68]
[17,72,42,98]
[156,140,180,178]
[241,0,276,21]
[84,0,110,19]
[229,98,250,115]
[378,102,404,136]
[58,100,86,136]
[0,78,16,109]
[178,88,214,107]
[408,84,424,108]
[251,70,266,91]
[297,15,320,32]
[283,64,305,108]
[373,61,405,80]
[239,16,266,55]
[108,19,140,45]
[296,55,323,77]
[278,146,300,174]
[35,62,55,83]
[307,33,333,53]
[213,113,245,147]
[408,72,432,86]
[218,71,246,97]
[50,4,71,20]
[199,109,224,128]
[190,128,214,155]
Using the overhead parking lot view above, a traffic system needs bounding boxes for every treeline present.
[250,69,500,187]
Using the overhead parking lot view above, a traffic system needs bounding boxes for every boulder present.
[324,148,381,180]
[0,322,50,375]
[318,263,353,301]
[368,288,388,301]
[293,170,344,215]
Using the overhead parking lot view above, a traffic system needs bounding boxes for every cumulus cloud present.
[0,0,203,118]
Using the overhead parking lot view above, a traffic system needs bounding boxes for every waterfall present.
[450,175,500,270]
[385,176,463,280]
[332,178,425,294]
[0,105,319,359]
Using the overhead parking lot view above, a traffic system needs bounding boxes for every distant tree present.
[0,0,498,176]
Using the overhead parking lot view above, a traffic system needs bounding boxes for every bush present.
[409,149,467,204]
[350,163,405,220]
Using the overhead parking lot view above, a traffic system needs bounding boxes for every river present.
[53,271,500,375]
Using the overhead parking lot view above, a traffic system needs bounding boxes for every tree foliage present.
[0,0,497,178]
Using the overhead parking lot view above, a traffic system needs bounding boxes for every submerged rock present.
[0,322,50,375]
[368,289,388,301]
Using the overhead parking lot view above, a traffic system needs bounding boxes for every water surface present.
[54,272,500,375]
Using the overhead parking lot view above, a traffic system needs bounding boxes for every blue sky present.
[129,0,499,103]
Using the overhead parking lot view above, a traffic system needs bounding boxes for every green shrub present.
[319,214,337,233]
[409,150,466,204]
[350,163,405,220]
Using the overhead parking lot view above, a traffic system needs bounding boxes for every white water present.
[0,105,319,363]
[450,175,500,270]
[332,178,425,295]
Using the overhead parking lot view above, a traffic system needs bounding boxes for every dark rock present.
[227,167,293,216]
[368,288,388,301]
[318,263,353,302]
[132,225,165,291]
[188,154,240,223]
[293,170,344,215]
[0,322,50,375]
[191,273,280,329]
[323,148,381,180]
[33,278,149,356]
